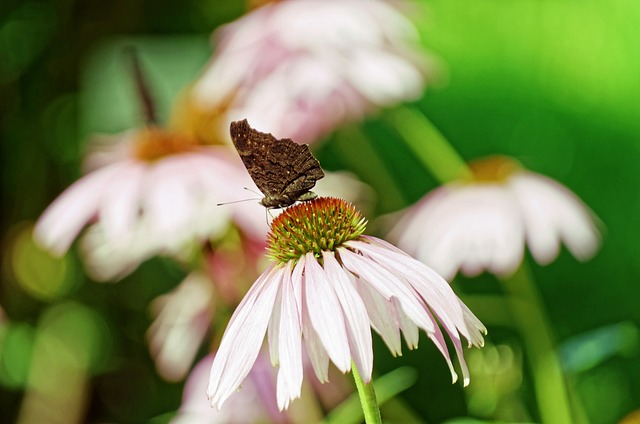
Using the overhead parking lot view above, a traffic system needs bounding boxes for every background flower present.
[4,1,638,423]
[180,0,434,144]
[391,156,601,279]
[34,127,264,281]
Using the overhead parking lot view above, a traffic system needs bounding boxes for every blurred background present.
[1,0,639,423]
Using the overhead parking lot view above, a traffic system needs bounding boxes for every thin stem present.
[352,362,382,424]
[501,263,577,424]
[387,106,582,422]
[384,107,473,184]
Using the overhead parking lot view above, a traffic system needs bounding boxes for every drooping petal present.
[303,252,351,373]
[208,264,282,409]
[276,261,303,410]
[268,282,283,367]
[322,251,373,382]
[339,247,435,334]
[421,306,459,384]
[354,277,402,356]
[511,173,600,264]
[301,298,331,383]
[392,297,420,350]
[98,162,146,248]
[34,163,128,255]
[147,272,214,382]
[347,240,467,341]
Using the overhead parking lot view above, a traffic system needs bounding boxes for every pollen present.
[266,197,367,264]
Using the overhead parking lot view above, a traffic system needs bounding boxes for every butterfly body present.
[230,119,325,209]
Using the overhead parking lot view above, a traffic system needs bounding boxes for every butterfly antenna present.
[124,46,157,125]
[216,197,260,207]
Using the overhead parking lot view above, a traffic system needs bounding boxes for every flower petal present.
[354,278,402,356]
[276,261,303,410]
[268,283,283,367]
[34,163,127,255]
[322,251,373,383]
[208,264,282,409]
[303,252,351,373]
[339,247,435,334]
[392,297,420,350]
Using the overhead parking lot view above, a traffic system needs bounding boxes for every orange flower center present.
[467,155,521,183]
[133,127,200,161]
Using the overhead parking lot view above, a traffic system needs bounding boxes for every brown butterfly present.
[229,119,325,209]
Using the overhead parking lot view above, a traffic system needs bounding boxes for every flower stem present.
[352,363,382,424]
[501,263,577,424]
[387,106,581,422]
[384,107,473,184]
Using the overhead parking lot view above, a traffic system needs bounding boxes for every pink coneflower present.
[180,0,433,144]
[207,197,485,410]
[173,354,277,424]
[147,272,215,382]
[34,127,263,281]
[392,156,601,280]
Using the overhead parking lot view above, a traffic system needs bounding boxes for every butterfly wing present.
[230,119,324,207]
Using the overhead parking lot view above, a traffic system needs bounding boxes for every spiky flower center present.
[467,155,521,183]
[133,127,200,161]
[266,197,367,264]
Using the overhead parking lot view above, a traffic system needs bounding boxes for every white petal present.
[347,240,465,340]
[98,163,146,247]
[511,173,600,264]
[303,252,351,373]
[392,297,420,350]
[322,251,373,383]
[355,278,402,356]
[208,264,282,409]
[34,163,127,255]
[422,306,459,384]
[339,247,435,334]
[302,300,330,383]
[276,261,303,410]
[267,283,283,367]
[147,272,214,382]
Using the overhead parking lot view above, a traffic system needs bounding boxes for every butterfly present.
[229,119,325,209]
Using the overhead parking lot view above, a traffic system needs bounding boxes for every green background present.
[1,0,639,422]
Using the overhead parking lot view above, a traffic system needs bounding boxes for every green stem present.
[387,105,581,422]
[501,263,577,424]
[352,362,382,424]
[384,107,473,184]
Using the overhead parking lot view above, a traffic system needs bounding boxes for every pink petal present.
[392,297,420,350]
[303,252,351,373]
[267,283,283,367]
[339,247,435,334]
[322,251,373,383]
[208,264,282,409]
[347,240,465,340]
[355,279,402,356]
[298,254,330,383]
[422,306,459,384]
[276,261,303,410]
[98,163,146,247]
[34,163,128,255]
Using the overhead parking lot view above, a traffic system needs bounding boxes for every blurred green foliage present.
[1,0,638,423]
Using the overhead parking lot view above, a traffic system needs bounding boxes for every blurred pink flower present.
[392,156,601,280]
[34,127,264,281]
[147,272,215,382]
[173,354,279,424]
[208,197,485,410]
[188,0,433,144]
